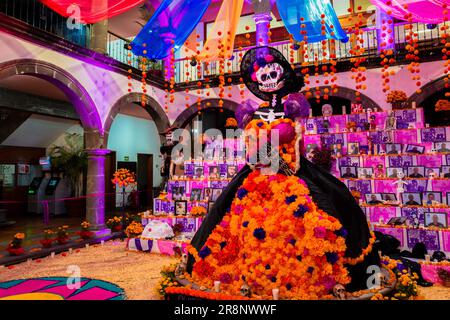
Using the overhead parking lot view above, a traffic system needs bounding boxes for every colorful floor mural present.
[0,277,125,300]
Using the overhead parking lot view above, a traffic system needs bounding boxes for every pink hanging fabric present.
[40,0,144,24]
[370,0,450,23]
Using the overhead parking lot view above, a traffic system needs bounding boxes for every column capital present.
[85,148,111,157]
[253,12,272,24]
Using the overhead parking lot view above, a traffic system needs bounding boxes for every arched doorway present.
[407,76,450,127]
[0,59,105,231]
[172,98,239,129]
[302,86,381,116]
[0,59,101,135]
[104,93,170,212]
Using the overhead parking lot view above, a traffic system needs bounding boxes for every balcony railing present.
[1,1,449,89]
[0,0,162,75]
[173,21,450,84]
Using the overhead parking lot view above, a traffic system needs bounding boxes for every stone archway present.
[104,92,170,139]
[407,75,447,106]
[0,59,108,230]
[172,98,240,129]
[301,86,382,111]
[0,59,101,135]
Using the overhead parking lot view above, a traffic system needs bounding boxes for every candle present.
[69,248,73,254]
[342,105,346,115]
[214,281,221,293]
[51,252,55,258]
[85,244,90,249]
[335,124,340,133]
[412,101,416,109]
[309,108,313,117]
[101,240,105,246]
[425,254,431,262]
[272,288,280,300]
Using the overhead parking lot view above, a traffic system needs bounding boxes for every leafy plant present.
[49,133,87,197]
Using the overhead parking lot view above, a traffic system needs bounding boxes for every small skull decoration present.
[379,150,386,156]
[240,282,252,298]
[431,148,437,154]
[428,171,437,179]
[255,63,285,92]
[332,284,347,300]
[175,253,188,277]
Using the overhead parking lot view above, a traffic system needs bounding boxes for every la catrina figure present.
[186,47,379,299]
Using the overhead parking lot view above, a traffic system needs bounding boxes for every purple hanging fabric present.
[131,0,211,59]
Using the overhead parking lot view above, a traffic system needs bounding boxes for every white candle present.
[342,105,346,115]
[101,240,105,246]
[214,281,221,293]
[272,288,280,300]
[69,248,73,254]
[51,252,55,258]
[309,108,313,117]
[85,244,90,249]
[335,124,340,133]
[425,254,431,262]
[412,101,416,109]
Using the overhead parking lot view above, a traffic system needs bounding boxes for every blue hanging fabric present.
[131,0,211,59]
[276,0,348,43]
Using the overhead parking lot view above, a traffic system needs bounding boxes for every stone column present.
[376,8,395,52]
[90,20,109,54]
[254,12,272,47]
[86,148,111,236]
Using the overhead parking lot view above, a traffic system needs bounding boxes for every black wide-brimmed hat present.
[240,46,304,101]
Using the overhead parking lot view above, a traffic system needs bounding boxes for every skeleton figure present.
[332,284,347,300]
[240,282,252,298]
[393,171,408,201]
[175,253,188,277]
[322,104,333,117]
[255,63,285,93]
[254,108,285,123]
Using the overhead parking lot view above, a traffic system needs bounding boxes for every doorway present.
[137,153,153,210]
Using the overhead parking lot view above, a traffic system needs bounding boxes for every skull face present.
[332,284,346,300]
[256,63,285,92]
[240,282,252,297]
[397,172,405,179]
[181,253,188,264]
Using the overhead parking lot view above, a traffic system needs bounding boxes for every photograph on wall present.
[442,166,450,178]
[422,192,442,205]
[365,193,383,205]
[219,163,228,178]
[424,212,448,229]
[404,144,425,155]
[421,127,446,142]
[359,145,369,155]
[340,166,357,178]
[381,193,397,203]
[211,188,223,202]
[357,167,373,178]
[172,186,185,201]
[190,188,203,201]
[175,200,187,216]
[434,141,450,153]
[175,217,197,234]
[194,166,204,178]
[387,167,405,178]
[203,187,212,201]
[209,165,220,178]
[347,142,360,155]
[357,180,372,195]
[447,192,450,205]
[226,165,238,178]
[401,193,422,206]
[385,143,402,155]
[184,162,195,177]
[425,167,440,178]
[331,144,343,157]
[321,133,344,147]
[407,166,425,178]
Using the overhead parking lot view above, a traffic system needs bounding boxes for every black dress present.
[187,156,380,291]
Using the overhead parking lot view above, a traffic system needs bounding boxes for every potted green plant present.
[49,133,87,216]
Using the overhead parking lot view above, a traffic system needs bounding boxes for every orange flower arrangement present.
[435,99,450,112]
[188,169,351,300]
[386,90,407,103]
[225,117,238,128]
[111,168,136,188]
[190,206,207,217]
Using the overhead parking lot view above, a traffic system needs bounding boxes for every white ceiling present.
[2,114,81,148]
[0,75,69,102]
